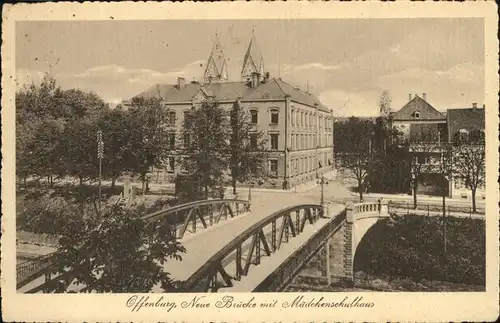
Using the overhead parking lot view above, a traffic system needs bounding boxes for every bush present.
[17,194,96,236]
[354,216,485,286]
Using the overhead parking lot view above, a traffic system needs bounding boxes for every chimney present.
[177,77,186,89]
[482,104,485,109]
[422,93,427,101]
[251,72,260,88]
[472,102,477,109]
[408,94,412,101]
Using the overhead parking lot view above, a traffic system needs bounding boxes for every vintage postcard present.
[2,1,499,322]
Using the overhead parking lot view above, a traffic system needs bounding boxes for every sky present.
[16,18,484,117]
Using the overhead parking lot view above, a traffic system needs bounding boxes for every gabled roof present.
[447,108,485,140]
[392,94,446,121]
[130,77,330,112]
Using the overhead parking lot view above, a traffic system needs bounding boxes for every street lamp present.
[97,129,104,215]
[318,174,326,209]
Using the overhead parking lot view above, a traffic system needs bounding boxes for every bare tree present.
[340,150,373,202]
[379,90,392,117]
[451,130,485,213]
[407,130,440,209]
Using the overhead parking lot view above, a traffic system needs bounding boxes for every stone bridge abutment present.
[292,201,390,287]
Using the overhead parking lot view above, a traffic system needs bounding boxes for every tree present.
[97,108,132,190]
[50,204,186,293]
[59,118,99,187]
[451,130,485,213]
[341,150,373,202]
[379,90,392,118]
[335,117,374,201]
[229,100,267,194]
[182,99,230,199]
[16,74,110,188]
[23,119,65,187]
[126,97,174,192]
[407,130,440,209]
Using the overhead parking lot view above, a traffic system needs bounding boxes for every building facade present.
[392,94,485,199]
[125,33,335,189]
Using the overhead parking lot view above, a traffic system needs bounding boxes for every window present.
[270,134,279,150]
[270,110,279,124]
[167,157,175,173]
[250,110,258,124]
[168,111,176,125]
[250,133,258,149]
[417,154,429,164]
[291,134,295,150]
[180,158,188,174]
[168,133,176,150]
[414,111,420,119]
[301,112,304,127]
[183,133,190,147]
[269,160,278,177]
[291,110,295,125]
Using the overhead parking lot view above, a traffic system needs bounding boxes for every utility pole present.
[97,129,104,218]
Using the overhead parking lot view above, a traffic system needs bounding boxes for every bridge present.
[18,188,389,293]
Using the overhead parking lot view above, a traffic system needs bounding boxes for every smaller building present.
[392,94,449,196]
[392,94,485,199]
[446,104,485,199]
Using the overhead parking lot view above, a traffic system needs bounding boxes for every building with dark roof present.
[392,94,485,199]
[126,33,335,189]
[447,104,485,142]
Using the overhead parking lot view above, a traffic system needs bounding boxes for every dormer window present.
[413,111,420,119]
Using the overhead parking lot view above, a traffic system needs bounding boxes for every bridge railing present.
[180,204,324,293]
[141,199,251,239]
[353,202,381,214]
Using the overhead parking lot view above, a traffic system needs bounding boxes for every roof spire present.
[203,32,228,83]
[241,30,266,81]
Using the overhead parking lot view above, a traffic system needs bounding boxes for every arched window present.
[250,109,258,124]
[270,108,279,124]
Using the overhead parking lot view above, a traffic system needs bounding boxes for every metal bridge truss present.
[181,204,332,292]
[142,199,250,239]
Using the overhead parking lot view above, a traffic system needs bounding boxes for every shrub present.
[354,216,485,286]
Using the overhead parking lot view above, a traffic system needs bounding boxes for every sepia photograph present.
[2,2,499,322]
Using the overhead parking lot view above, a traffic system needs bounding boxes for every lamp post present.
[319,174,326,209]
[97,129,104,215]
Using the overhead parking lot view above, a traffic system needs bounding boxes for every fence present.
[388,200,485,216]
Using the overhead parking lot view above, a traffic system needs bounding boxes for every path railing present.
[17,252,57,289]
[388,201,485,216]
[181,204,324,292]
